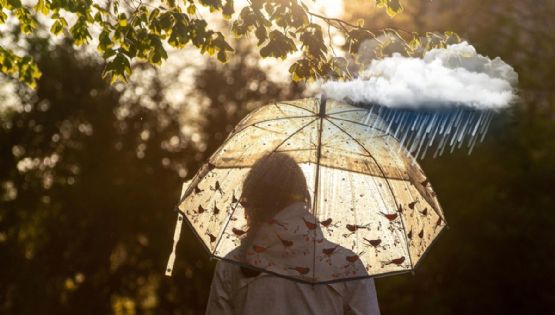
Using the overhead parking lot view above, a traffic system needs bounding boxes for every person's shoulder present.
[344,276,376,297]
[215,259,237,273]
[214,248,244,276]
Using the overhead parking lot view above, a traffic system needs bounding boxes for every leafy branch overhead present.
[0,0,459,87]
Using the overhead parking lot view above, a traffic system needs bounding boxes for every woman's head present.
[241,153,310,226]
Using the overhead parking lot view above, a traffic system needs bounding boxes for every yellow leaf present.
[207,46,216,55]
[35,0,49,15]
[50,20,63,35]
[409,36,421,50]
[118,13,127,26]
[376,0,404,17]
[187,4,196,15]
[356,19,365,27]
[386,5,403,17]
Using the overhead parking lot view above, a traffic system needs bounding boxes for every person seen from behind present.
[205,152,380,315]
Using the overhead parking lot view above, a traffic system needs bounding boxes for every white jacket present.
[205,259,380,315]
[205,202,381,315]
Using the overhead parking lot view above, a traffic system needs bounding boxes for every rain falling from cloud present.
[321,42,518,158]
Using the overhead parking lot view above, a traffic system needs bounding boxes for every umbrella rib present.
[327,108,370,116]
[275,147,316,154]
[252,125,288,135]
[211,118,318,255]
[327,116,390,135]
[187,114,302,255]
[273,102,298,118]
[234,115,315,136]
[187,141,264,255]
[215,115,315,154]
[183,117,302,207]
[271,118,319,152]
[323,118,396,174]
[329,117,444,219]
[278,101,317,115]
[209,161,407,180]
[174,207,213,255]
[325,118,415,270]
[383,145,445,220]
[412,223,447,270]
[310,107,325,283]
[209,136,276,255]
[274,103,319,141]
[273,103,316,136]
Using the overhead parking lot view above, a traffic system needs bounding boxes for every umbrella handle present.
[165,181,191,277]
[165,213,184,276]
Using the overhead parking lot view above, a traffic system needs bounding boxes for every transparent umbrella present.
[166,97,447,284]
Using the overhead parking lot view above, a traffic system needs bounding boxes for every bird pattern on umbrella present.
[174,98,447,283]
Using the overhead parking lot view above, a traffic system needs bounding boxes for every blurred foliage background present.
[1,1,554,314]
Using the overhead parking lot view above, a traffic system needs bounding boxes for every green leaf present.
[346,29,372,54]
[254,26,267,46]
[376,0,404,17]
[149,8,161,21]
[93,3,109,14]
[299,24,326,60]
[69,16,92,45]
[118,13,127,27]
[0,47,41,87]
[288,58,311,82]
[222,0,234,18]
[35,0,49,15]
[0,10,8,23]
[50,19,63,35]
[148,36,168,64]
[102,48,116,59]
[93,12,102,23]
[408,34,421,50]
[260,30,296,59]
[157,11,174,32]
[97,30,112,53]
[168,19,190,48]
[198,0,222,12]
[15,7,37,34]
[102,52,131,83]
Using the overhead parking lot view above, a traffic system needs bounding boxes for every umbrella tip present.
[319,95,327,117]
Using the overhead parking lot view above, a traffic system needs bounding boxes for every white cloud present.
[322,41,518,110]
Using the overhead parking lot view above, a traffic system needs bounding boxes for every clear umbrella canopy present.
[168,98,446,284]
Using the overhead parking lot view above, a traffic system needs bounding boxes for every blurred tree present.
[0,32,302,314]
[0,37,196,314]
